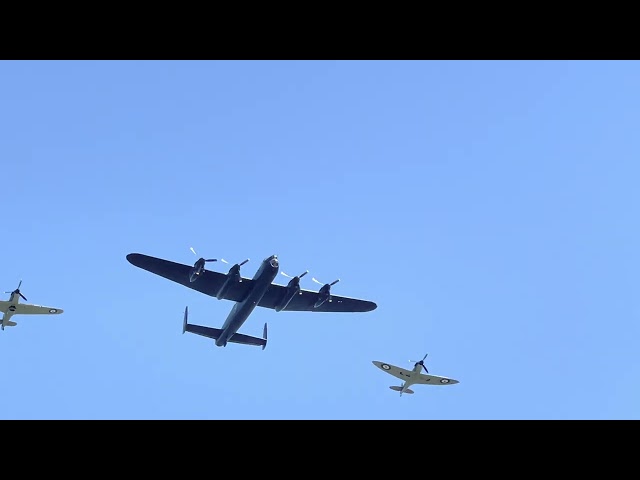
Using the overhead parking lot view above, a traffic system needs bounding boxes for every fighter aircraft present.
[0,280,64,330]
[126,250,377,349]
[372,353,459,396]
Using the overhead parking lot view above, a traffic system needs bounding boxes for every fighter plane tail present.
[389,386,414,394]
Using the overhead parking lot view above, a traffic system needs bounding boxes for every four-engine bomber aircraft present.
[372,353,459,396]
[126,251,377,349]
[0,280,64,331]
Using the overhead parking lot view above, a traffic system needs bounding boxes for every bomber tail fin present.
[183,306,188,334]
[181,307,267,349]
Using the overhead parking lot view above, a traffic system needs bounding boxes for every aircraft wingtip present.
[126,253,142,264]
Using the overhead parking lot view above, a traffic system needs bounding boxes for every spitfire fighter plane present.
[0,280,63,330]
[372,353,459,396]
[126,250,377,349]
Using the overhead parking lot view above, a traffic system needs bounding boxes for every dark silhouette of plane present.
[126,251,377,350]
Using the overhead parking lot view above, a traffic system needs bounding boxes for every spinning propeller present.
[310,277,340,307]
[280,270,309,281]
[312,277,340,288]
[190,247,220,263]
[5,280,27,301]
[229,259,250,267]
[409,353,429,373]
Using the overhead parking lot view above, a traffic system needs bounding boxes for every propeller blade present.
[190,247,197,256]
[282,270,308,279]
[17,280,22,289]
[312,277,339,286]
[422,353,429,361]
[219,259,229,264]
[19,293,27,301]
[204,259,218,262]
[239,259,249,266]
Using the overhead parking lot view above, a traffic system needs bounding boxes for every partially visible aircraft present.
[372,353,459,396]
[126,251,377,349]
[0,280,64,330]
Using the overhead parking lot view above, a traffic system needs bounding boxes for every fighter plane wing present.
[126,253,253,302]
[372,361,459,385]
[414,373,459,385]
[14,304,63,315]
[0,301,9,313]
[372,361,415,381]
[126,253,377,313]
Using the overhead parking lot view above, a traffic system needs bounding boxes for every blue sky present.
[1,60,638,419]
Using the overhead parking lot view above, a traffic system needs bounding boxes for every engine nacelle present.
[189,261,206,283]
[215,265,243,300]
[314,288,330,308]
[313,280,339,308]
[189,254,220,283]
[275,280,301,312]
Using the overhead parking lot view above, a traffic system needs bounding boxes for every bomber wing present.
[127,253,377,313]
[257,283,377,312]
[126,253,254,302]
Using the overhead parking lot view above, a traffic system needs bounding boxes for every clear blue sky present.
[1,60,638,419]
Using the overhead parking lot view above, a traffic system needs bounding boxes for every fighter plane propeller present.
[409,353,429,373]
[5,280,27,301]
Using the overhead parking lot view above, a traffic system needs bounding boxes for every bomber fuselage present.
[215,254,279,347]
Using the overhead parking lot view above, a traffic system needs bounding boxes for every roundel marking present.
[49,309,57,313]
[440,379,450,384]
[381,363,391,370]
